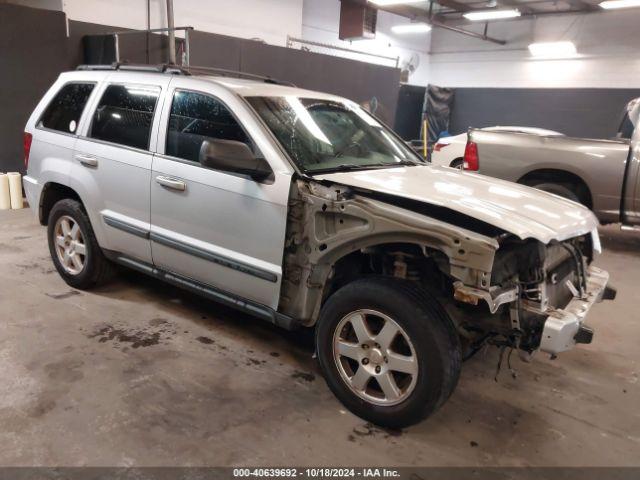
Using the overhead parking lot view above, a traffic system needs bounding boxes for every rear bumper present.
[22,175,40,219]
[540,266,609,355]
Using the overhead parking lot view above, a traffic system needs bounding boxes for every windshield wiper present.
[308,161,425,175]
[308,163,386,173]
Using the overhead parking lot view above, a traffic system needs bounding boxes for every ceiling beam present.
[565,0,600,11]
[376,3,507,44]
[494,0,537,14]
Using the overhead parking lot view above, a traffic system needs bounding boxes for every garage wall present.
[429,10,640,89]
[0,4,71,174]
[449,88,640,138]
[30,0,305,46]
[190,30,402,124]
[301,0,431,87]
[0,3,401,174]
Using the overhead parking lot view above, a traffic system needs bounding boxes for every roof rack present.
[76,63,187,75]
[76,62,295,87]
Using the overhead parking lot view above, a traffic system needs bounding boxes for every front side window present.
[89,84,160,150]
[39,83,95,134]
[246,96,423,174]
[166,90,251,163]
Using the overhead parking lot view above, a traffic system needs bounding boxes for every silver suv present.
[23,64,614,427]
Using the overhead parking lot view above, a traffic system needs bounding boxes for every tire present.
[528,182,581,204]
[316,276,461,428]
[449,158,463,169]
[47,198,115,289]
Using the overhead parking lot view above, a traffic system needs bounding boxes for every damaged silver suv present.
[23,64,614,427]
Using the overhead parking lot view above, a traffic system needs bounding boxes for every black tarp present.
[424,85,454,144]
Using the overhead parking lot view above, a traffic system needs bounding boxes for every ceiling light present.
[528,41,577,58]
[369,0,425,5]
[391,23,432,34]
[599,0,640,8]
[463,9,521,20]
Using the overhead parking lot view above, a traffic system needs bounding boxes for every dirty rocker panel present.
[107,253,298,330]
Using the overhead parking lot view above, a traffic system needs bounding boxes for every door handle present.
[155,176,186,191]
[75,154,98,167]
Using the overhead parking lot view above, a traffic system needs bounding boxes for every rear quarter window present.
[89,84,160,150]
[38,83,95,134]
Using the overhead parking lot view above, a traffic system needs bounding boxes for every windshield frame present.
[242,94,427,176]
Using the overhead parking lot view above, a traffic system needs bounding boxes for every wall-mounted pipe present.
[286,36,400,67]
[166,0,176,64]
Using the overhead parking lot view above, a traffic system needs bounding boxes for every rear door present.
[150,78,292,309]
[623,128,640,225]
[621,101,640,225]
[71,73,170,263]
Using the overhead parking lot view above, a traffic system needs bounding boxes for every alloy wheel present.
[332,309,418,406]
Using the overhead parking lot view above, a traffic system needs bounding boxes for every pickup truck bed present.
[469,130,631,224]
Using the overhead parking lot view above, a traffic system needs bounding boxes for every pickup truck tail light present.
[463,141,479,171]
[23,132,33,170]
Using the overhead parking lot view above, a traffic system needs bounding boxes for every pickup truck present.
[462,98,640,227]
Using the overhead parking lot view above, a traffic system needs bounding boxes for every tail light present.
[433,142,448,152]
[23,132,33,170]
[463,141,479,171]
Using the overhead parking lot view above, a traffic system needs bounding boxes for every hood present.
[314,165,598,244]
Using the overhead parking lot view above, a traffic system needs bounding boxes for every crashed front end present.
[454,232,614,356]
[281,178,614,359]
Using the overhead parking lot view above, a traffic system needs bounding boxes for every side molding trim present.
[103,215,150,239]
[150,231,278,283]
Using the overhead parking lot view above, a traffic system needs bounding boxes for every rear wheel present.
[527,181,581,204]
[47,199,115,289]
[449,158,463,169]
[316,277,461,428]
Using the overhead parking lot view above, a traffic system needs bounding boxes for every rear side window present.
[39,83,95,134]
[166,90,251,163]
[89,84,160,150]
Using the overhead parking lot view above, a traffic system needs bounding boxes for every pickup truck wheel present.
[528,182,581,204]
[47,199,115,289]
[316,277,461,428]
[449,158,463,169]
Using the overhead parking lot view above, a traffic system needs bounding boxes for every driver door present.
[150,78,291,309]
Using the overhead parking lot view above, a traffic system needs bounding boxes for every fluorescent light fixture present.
[369,0,425,5]
[528,41,577,58]
[463,9,521,21]
[599,0,640,8]
[391,23,432,34]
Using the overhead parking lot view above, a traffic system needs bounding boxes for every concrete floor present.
[0,207,638,467]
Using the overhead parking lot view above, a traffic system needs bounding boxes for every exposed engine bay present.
[279,179,612,358]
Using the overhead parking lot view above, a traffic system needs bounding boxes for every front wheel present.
[316,277,461,428]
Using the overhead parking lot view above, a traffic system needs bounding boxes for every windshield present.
[246,96,424,174]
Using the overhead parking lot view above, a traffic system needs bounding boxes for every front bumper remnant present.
[539,266,609,355]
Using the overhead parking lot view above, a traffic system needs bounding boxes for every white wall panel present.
[61,0,303,45]
[429,10,640,88]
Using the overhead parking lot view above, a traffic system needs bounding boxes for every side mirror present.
[199,139,273,182]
